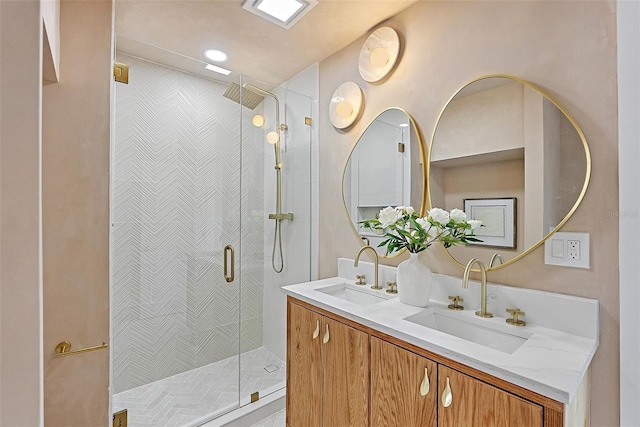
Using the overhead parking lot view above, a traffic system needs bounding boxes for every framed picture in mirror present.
[464,197,516,249]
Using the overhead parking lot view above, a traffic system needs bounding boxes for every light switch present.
[551,239,564,258]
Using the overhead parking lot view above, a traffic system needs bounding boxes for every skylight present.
[242,0,317,30]
[257,0,303,23]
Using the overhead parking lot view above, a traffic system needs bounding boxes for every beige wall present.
[0,0,44,425]
[42,1,112,425]
[318,1,618,425]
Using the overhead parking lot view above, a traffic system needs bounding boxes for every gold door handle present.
[313,320,320,339]
[442,377,452,407]
[420,367,430,396]
[223,245,235,283]
[322,324,330,344]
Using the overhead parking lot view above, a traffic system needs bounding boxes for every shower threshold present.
[112,347,286,427]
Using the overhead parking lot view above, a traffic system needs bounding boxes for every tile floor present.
[112,347,285,427]
[250,409,285,427]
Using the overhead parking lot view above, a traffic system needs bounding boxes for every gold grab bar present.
[224,245,235,283]
[54,341,108,358]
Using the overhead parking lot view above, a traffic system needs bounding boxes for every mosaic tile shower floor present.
[113,347,285,427]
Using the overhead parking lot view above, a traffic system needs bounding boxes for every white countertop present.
[282,266,599,405]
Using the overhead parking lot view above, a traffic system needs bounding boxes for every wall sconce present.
[358,27,400,83]
[252,114,265,127]
[329,81,364,130]
[266,131,280,144]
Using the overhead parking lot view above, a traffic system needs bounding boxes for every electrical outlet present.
[568,240,580,260]
[544,232,589,268]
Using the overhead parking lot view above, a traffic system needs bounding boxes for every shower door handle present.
[223,245,235,283]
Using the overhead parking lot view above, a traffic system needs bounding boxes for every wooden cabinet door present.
[322,317,369,427]
[371,337,437,427]
[438,365,543,427]
[287,302,323,427]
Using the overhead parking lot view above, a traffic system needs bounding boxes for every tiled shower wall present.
[112,54,264,393]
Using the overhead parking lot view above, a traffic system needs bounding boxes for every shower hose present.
[272,219,284,273]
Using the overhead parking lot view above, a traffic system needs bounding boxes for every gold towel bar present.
[54,341,108,358]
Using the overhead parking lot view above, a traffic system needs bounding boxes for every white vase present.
[397,252,433,307]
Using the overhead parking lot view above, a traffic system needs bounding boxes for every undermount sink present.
[404,309,531,354]
[315,283,394,306]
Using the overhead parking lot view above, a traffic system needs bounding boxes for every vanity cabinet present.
[286,302,369,427]
[438,365,543,426]
[287,297,566,427]
[371,337,543,427]
[371,337,437,426]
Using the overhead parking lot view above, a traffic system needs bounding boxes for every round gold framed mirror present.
[342,108,427,257]
[428,75,591,271]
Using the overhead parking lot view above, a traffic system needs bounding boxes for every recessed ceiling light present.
[242,0,317,30]
[204,49,228,62]
[205,64,232,75]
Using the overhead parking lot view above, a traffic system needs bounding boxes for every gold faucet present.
[489,253,505,268]
[354,246,382,290]
[462,258,493,318]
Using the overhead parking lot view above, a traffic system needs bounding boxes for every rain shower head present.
[223,82,265,110]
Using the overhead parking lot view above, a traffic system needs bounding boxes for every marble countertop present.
[282,266,599,405]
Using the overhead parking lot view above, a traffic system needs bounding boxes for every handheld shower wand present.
[243,84,294,273]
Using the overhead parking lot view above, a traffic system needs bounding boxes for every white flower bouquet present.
[359,206,482,255]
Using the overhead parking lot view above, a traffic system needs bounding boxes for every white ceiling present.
[115,0,417,86]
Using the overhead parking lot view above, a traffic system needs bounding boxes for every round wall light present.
[358,27,400,83]
[336,100,354,118]
[252,114,265,127]
[369,47,390,68]
[329,81,363,130]
[266,131,280,144]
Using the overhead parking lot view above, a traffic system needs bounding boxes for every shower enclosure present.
[110,44,314,426]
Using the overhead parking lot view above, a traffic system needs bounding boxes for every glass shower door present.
[238,79,314,405]
[111,46,244,426]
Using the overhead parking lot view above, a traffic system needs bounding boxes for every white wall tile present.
[113,54,264,393]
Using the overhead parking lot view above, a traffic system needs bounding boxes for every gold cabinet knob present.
[420,367,430,396]
[442,377,452,407]
[506,308,526,326]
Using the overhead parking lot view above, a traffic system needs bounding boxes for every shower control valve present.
[268,213,294,221]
